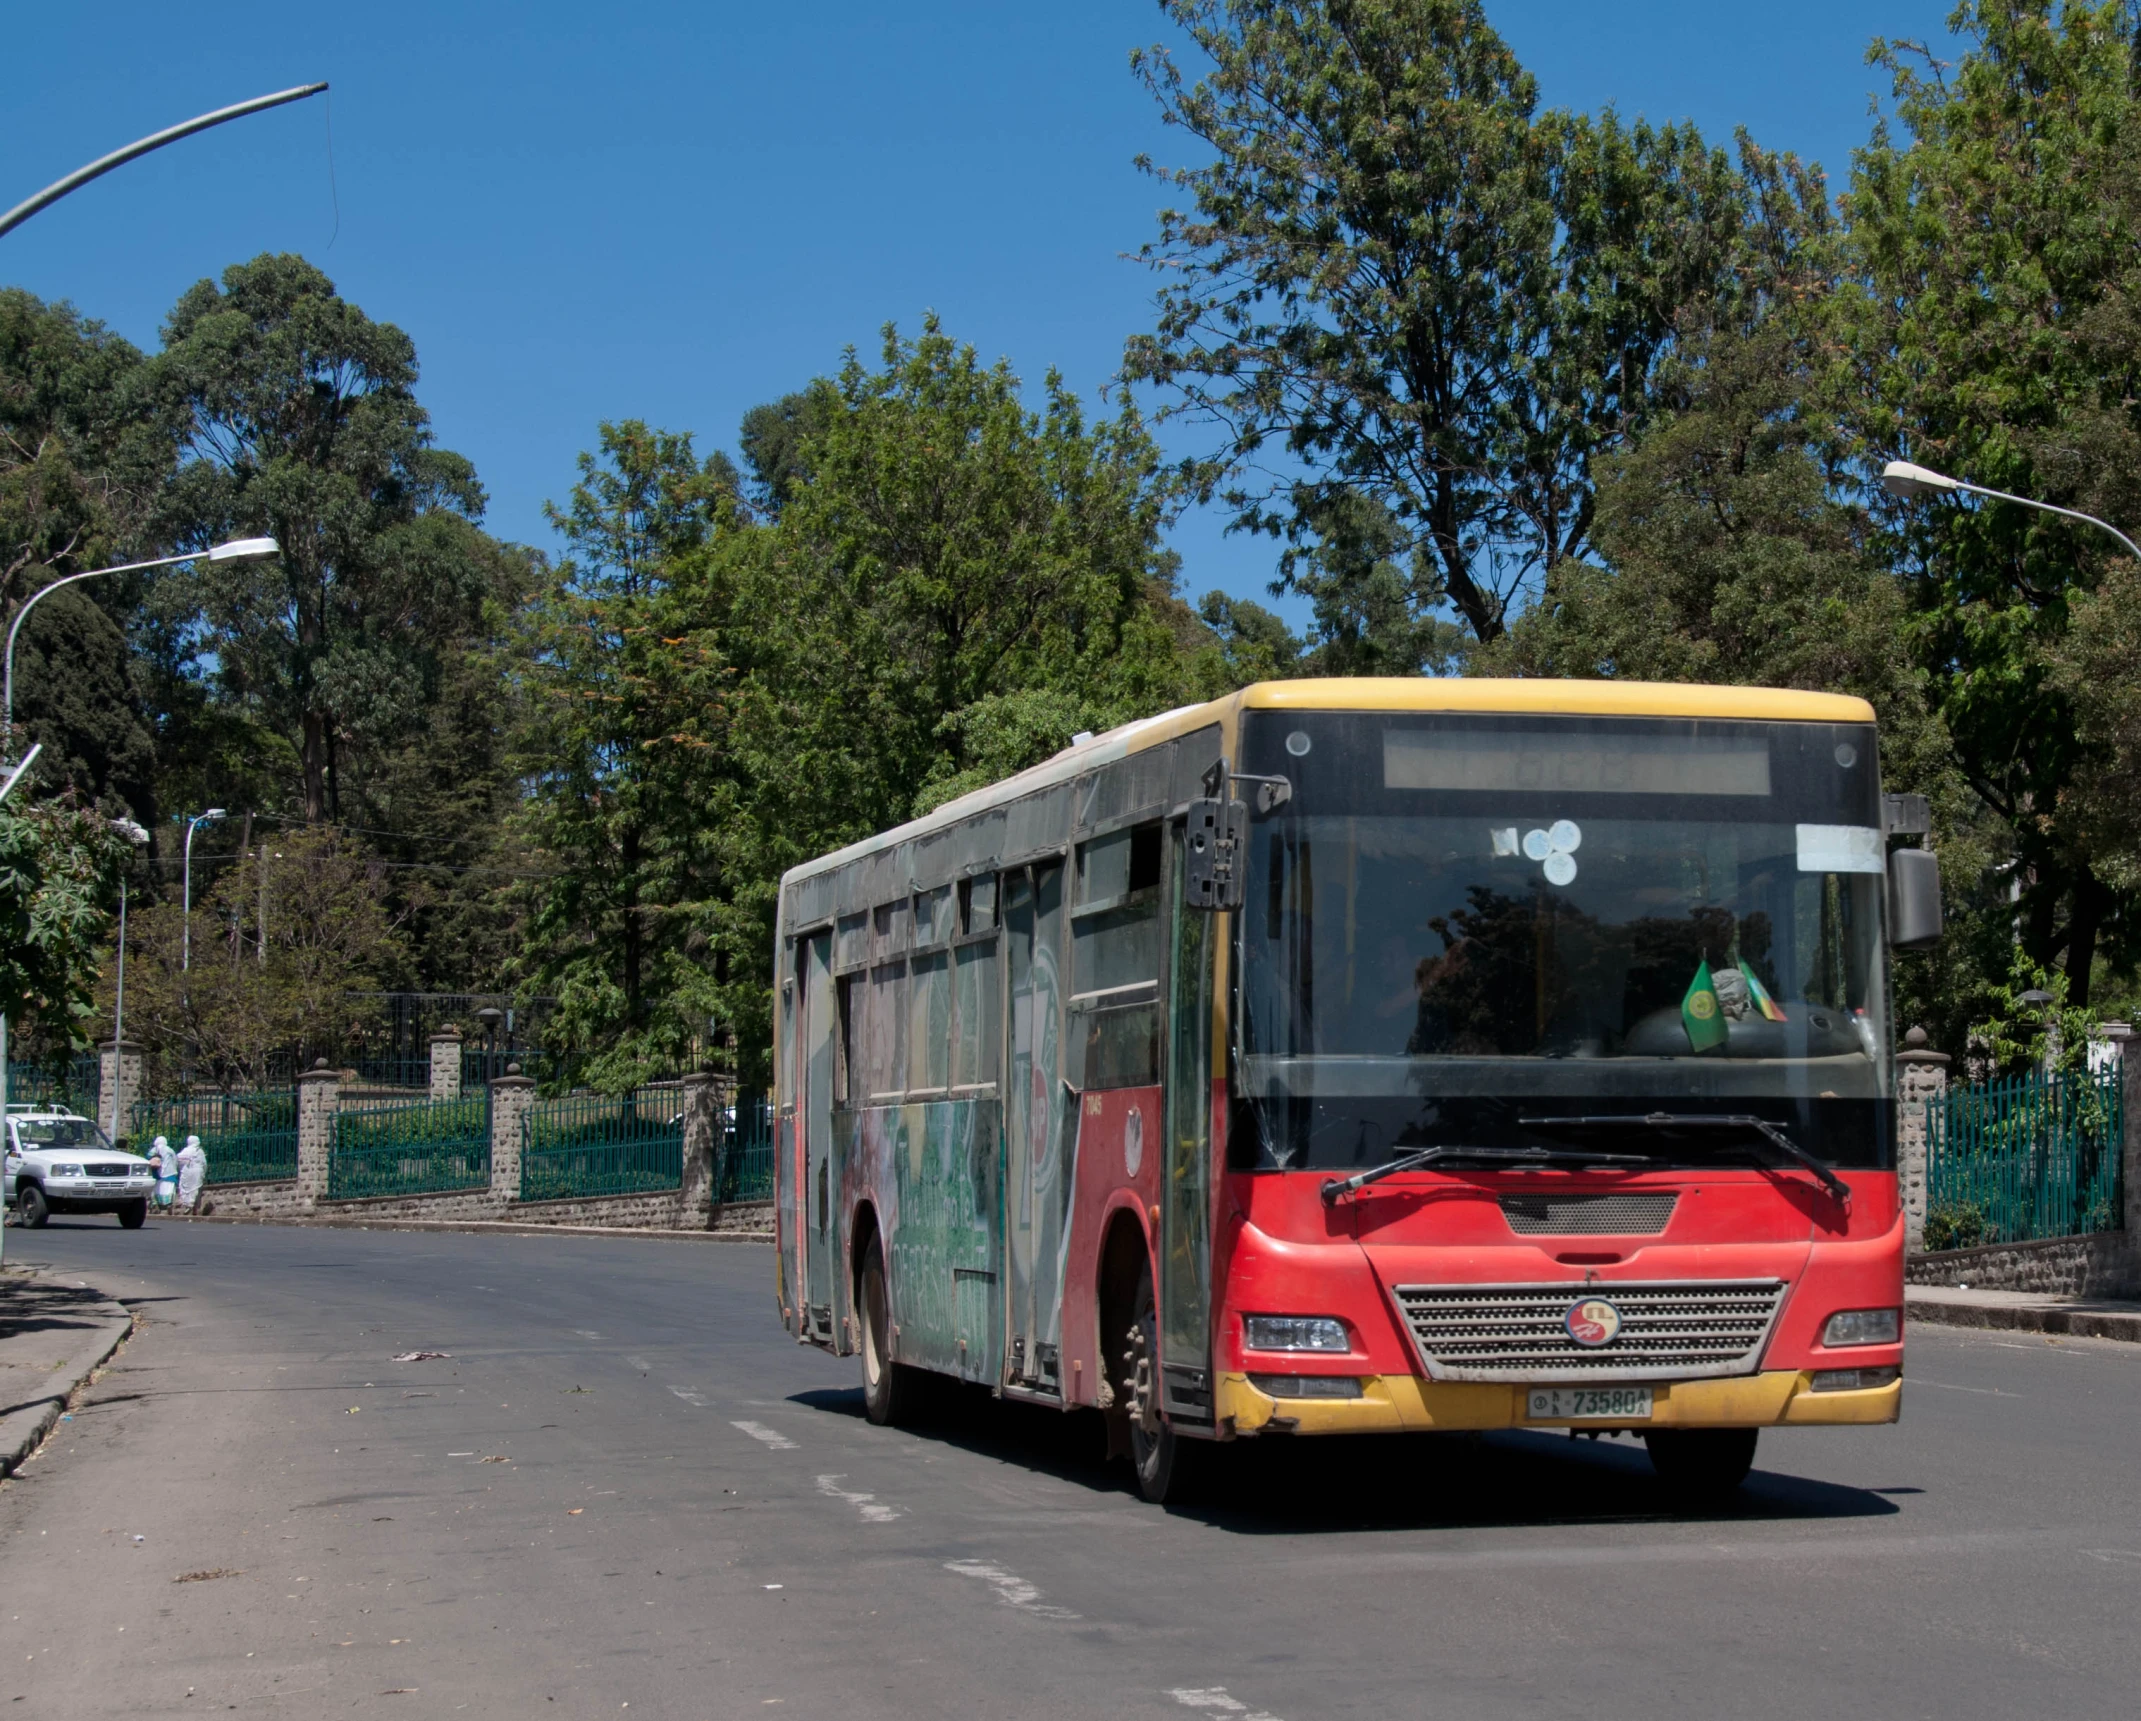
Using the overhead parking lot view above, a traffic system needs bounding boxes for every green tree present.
[0,289,171,821]
[513,421,742,1084]
[0,791,125,1050]
[149,254,497,824]
[104,824,407,1093]
[1124,0,1753,642]
[1843,0,2141,1001]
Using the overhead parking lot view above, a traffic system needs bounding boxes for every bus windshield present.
[1233,710,1893,1171]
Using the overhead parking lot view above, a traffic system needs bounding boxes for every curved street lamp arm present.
[1949,478,2141,565]
[3,552,202,758]
[0,83,329,241]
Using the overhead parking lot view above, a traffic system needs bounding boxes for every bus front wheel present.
[1123,1277,1203,1504]
[859,1236,917,1427]
[1644,1427,1757,1502]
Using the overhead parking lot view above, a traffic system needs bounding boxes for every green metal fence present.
[1925,1068,2123,1248]
[718,1093,775,1203]
[130,1092,298,1184]
[330,1097,490,1200]
[521,1087,683,1201]
[7,1055,99,1114]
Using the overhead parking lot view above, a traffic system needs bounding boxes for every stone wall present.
[1907,1232,2135,1297]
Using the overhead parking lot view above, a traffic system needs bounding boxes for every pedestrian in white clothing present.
[150,1136,177,1208]
[176,1134,206,1212]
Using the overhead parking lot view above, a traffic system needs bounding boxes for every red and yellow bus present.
[773,680,1938,1501]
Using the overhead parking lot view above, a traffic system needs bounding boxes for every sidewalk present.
[0,1263,135,1477]
[1907,1283,2141,1343]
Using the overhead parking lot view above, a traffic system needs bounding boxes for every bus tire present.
[1124,1277,1203,1504]
[858,1236,917,1427]
[1643,1427,1757,1502]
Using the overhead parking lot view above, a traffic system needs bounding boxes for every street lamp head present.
[2019,988,2055,1010]
[198,807,227,824]
[207,537,279,563]
[1882,460,1960,500]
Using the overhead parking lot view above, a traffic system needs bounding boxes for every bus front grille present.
[1393,1280,1787,1382]
[1498,1192,1678,1235]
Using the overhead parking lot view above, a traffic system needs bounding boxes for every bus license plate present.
[1526,1387,1653,1421]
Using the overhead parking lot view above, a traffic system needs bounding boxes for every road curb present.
[0,1271,135,1479]
[168,1213,775,1244]
[1909,1297,2141,1344]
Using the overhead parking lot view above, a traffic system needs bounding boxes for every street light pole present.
[4,539,278,763]
[0,85,328,241]
[1881,461,2141,562]
[182,810,227,975]
[108,819,149,1143]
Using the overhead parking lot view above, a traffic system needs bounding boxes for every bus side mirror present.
[1888,847,1943,948]
[1184,798,1248,912]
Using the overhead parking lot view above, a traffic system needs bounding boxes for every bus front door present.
[1160,821,1216,1426]
[799,929,837,1347]
[1003,861,1068,1394]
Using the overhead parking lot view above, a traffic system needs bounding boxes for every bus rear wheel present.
[858,1236,917,1427]
[1644,1427,1758,1502]
[1122,1276,1203,1504]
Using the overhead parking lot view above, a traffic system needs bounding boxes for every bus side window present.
[835,974,858,1107]
[1069,822,1164,1089]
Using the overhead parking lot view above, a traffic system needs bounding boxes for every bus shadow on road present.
[786,1383,1900,1533]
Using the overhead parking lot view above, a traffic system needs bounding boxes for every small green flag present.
[1682,960,1730,1053]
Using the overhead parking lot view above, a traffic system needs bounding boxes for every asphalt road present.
[5,1219,2140,1720]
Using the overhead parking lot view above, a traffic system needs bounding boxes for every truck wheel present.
[858,1236,917,1426]
[118,1200,147,1229]
[1644,1427,1758,1502]
[1123,1274,1204,1504]
[18,1184,48,1229]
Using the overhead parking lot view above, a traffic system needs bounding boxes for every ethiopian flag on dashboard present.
[1682,960,1730,1052]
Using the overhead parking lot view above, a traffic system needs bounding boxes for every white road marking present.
[1904,1376,2020,1398]
[732,1420,798,1451]
[670,1387,708,1407]
[1169,1688,1282,1720]
[571,1329,603,1339]
[943,1559,1078,1620]
[816,1474,899,1523]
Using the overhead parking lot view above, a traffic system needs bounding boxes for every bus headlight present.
[1244,1315,1349,1353]
[1809,1366,1900,1392]
[1821,1308,1901,1347]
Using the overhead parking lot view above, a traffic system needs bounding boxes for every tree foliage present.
[150,255,497,823]
[1842,0,2141,1002]
[1125,0,1758,641]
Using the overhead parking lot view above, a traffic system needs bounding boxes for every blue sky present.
[2,1,1959,625]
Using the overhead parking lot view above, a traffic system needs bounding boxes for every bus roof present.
[778,677,1877,894]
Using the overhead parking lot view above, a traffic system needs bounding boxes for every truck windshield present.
[1233,711,1892,1171]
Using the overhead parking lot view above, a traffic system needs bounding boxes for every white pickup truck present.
[3,1107,156,1228]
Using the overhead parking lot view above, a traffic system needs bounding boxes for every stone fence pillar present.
[98,1039,144,1145]
[488,1065,537,1205]
[1895,1025,1950,1252]
[296,1059,341,1210]
[679,1071,731,1228]
[429,1024,464,1102]
[2116,1027,2141,1269]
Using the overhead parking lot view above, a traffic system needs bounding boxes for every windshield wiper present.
[1320,1144,1650,1206]
[1519,1112,1852,1207]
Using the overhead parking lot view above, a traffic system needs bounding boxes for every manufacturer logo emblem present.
[1566,1297,1622,1348]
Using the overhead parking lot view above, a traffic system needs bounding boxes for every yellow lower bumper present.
[1217,1370,1900,1436]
